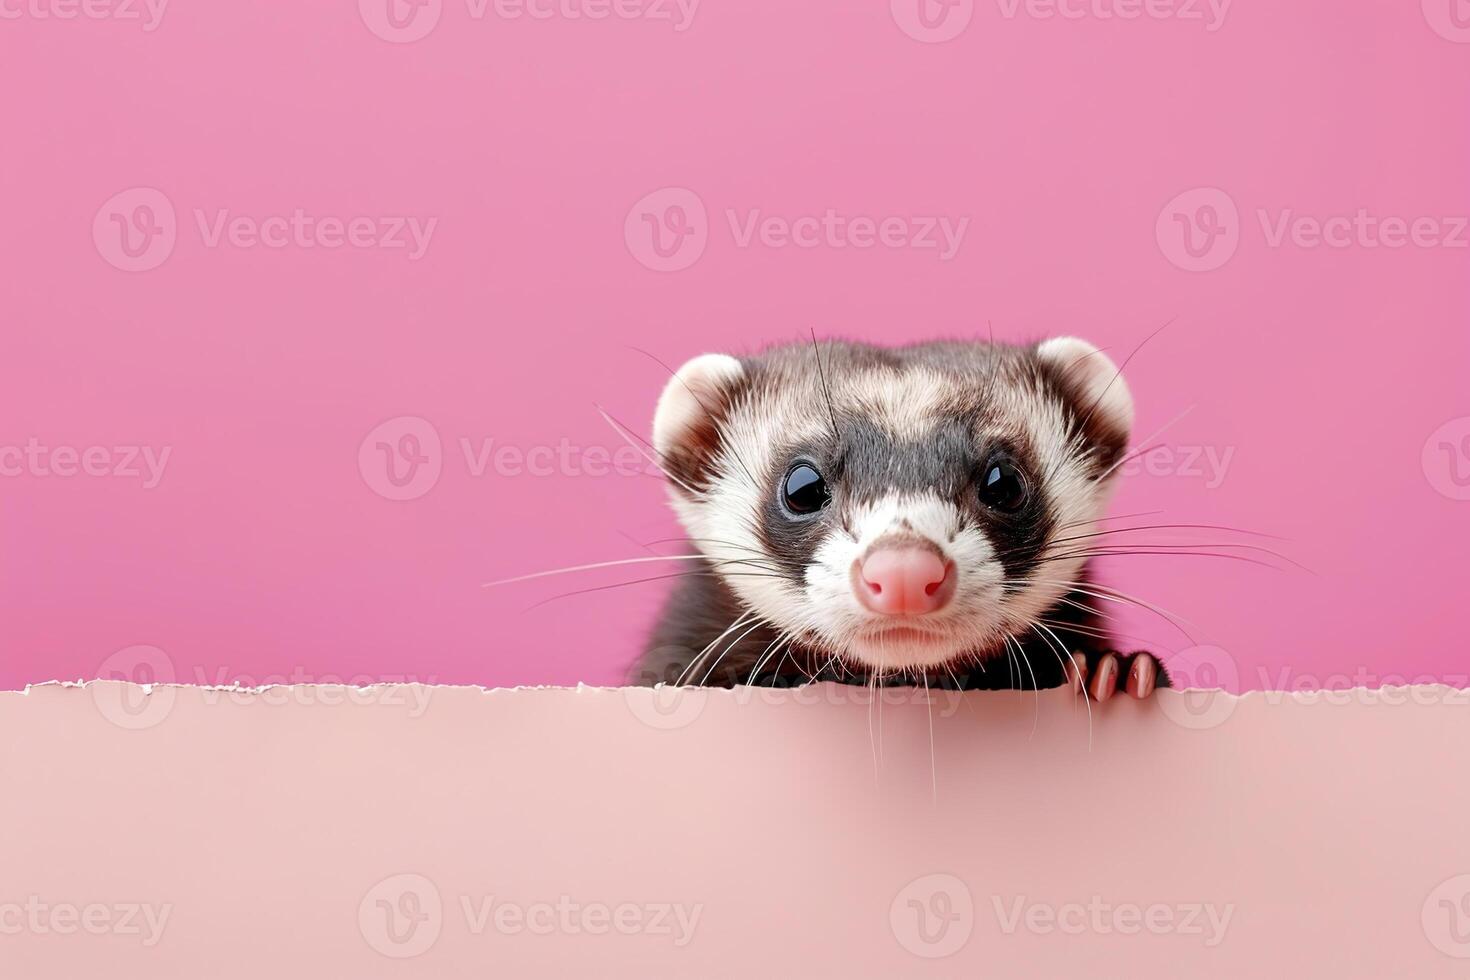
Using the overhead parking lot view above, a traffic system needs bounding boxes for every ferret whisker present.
[1003,633,1041,738]
[1022,577,1197,642]
[1055,509,1166,532]
[1043,539,1307,571]
[640,536,771,556]
[1044,522,1289,545]
[485,552,782,588]
[1035,618,1158,649]
[625,344,761,490]
[1095,402,1197,483]
[746,628,793,686]
[678,610,759,687]
[1076,315,1176,437]
[809,329,843,443]
[1031,622,1092,751]
[922,673,938,804]
[1038,547,1287,572]
[630,335,1181,699]
[524,569,788,611]
[594,403,706,499]
[699,616,769,685]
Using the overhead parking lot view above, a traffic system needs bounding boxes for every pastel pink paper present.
[3,683,1470,977]
[1,1,1467,690]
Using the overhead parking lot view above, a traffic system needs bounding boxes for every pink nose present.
[853,545,955,616]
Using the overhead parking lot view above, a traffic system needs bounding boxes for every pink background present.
[2,0,1467,690]
[6,682,1470,977]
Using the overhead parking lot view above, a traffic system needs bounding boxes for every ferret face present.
[651,339,1134,677]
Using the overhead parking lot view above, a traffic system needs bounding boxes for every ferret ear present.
[1036,336,1134,447]
[652,353,746,492]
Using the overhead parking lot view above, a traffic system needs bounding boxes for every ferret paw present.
[1067,650,1163,702]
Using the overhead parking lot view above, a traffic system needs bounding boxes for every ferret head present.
[652,339,1133,676]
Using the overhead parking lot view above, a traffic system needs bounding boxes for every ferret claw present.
[1076,650,1162,701]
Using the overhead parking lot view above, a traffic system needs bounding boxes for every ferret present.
[629,337,1170,700]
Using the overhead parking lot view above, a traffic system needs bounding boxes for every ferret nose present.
[853,543,955,616]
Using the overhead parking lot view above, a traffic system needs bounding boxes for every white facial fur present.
[652,339,1132,677]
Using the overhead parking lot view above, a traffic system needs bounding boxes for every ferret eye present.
[979,460,1028,513]
[781,463,829,515]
